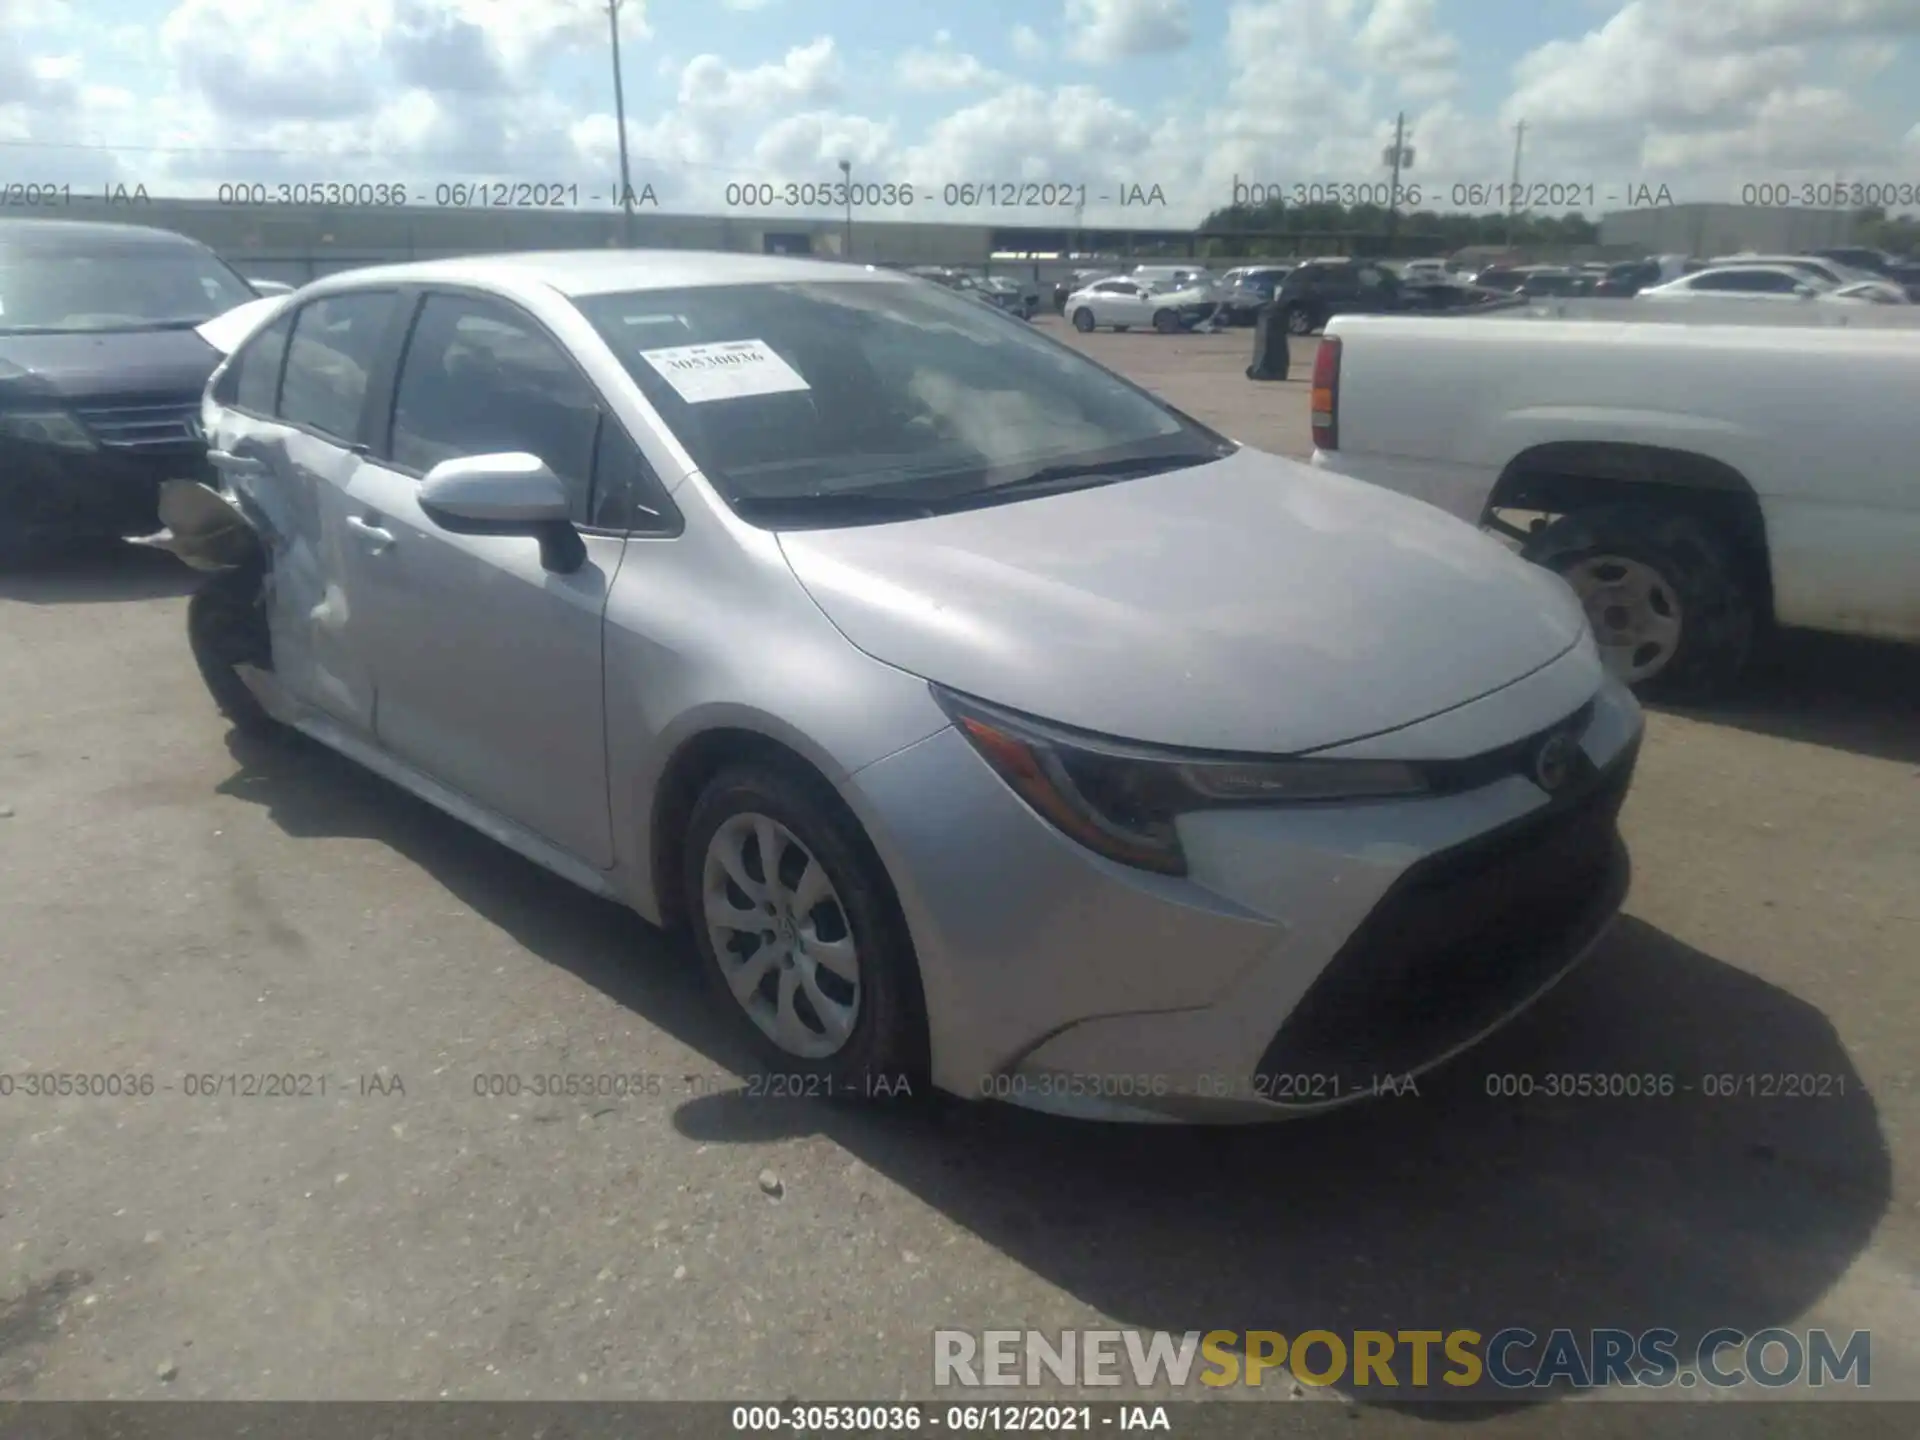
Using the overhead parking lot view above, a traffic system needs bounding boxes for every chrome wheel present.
[1564,553,1684,683]
[1284,307,1314,334]
[702,812,861,1059]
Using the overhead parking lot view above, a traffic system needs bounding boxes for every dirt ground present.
[1,320,1915,1432]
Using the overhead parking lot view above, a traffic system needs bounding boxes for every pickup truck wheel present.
[1283,305,1316,335]
[1152,309,1180,334]
[1523,504,1754,698]
[1071,308,1096,332]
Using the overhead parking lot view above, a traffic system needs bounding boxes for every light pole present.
[838,158,853,258]
[608,0,636,246]
[1381,111,1413,245]
[1506,119,1526,248]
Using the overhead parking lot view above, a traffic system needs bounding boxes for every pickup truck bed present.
[1308,308,1920,696]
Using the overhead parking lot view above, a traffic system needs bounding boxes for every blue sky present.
[3,0,1916,223]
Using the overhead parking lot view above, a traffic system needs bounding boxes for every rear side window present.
[279,292,397,441]
[220,312,293,414]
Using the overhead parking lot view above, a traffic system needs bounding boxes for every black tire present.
[187,576,280,736]
[682,762,930,1097]
[1282,305,1316,335]
[1152,309,1179,334]
[1071,307,1096,332]
[1522,503,1756,700]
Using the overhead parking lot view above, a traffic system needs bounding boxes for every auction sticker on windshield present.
[639,339,809,404]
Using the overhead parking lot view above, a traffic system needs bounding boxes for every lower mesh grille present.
[1254,740,1638,1096]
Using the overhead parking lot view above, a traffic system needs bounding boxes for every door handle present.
[208,449,267,476]
[345,515,395,553]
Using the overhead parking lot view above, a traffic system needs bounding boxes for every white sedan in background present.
[1636,265,1872,305]
[1832,279,1912,304]
[1064,276,1224,333]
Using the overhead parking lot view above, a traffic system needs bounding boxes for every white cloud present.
[0,0,1912,227]
[896,47,996,91]
[1064,0,1192,63]
[678,37,841,113]
[1496,0,1918,187]
[1836,38,1901,73]
[1355,0,1460,101]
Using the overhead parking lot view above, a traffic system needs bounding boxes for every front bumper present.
[1,437,212,543]
[843,652,1642,1123]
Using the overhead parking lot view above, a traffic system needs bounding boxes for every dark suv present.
[1,219,269,557]
[1273,258,1501,334]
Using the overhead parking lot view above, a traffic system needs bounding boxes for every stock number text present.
[1742,180,1918,208]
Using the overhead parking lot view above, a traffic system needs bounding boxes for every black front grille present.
[71,397,203,451]
[1255,739,1638,1096]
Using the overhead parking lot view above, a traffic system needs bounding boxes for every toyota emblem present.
[1533,733,1577,792]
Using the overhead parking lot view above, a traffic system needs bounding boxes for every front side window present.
[0,239,257,335]
[576,279,1225,526]
[388,294,601,519]
[279,291,398,441]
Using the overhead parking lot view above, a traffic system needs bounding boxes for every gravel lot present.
[2,318,1916,1431]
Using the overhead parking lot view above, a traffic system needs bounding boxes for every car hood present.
[0,327,222,400]
[777,448,1589,753]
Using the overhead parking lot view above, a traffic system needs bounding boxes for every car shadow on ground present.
[0,540,197,605]
[1657,631,1920,767]
[217,730,1890,1417]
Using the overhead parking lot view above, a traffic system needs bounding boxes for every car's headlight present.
[933,687,1429,877]
[0,408,97,450]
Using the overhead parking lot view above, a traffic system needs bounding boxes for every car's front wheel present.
[1152,309,1180,334]
[187,572,280,736]
[1283,305,1317,335]
[683,762,929,1093]
[1071,307,1096,332]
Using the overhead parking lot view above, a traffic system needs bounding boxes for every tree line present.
[1197,197,1599,252]
[1196,198,1918,259]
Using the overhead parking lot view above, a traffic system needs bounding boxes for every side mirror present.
[418,453,586,574]
[247,278,295,296]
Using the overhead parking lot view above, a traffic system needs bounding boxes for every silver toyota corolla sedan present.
[179,250,1643,1123]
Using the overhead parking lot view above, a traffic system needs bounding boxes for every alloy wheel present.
[702,811,861,1059]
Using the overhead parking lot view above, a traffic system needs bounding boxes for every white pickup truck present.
[1308,305,1920,696]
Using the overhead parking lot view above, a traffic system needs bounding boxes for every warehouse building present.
[21,194,1437,285]
[1598,203,1857,256]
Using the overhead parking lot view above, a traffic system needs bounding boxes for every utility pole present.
[838,158,853,258]
[1506,119,1525,248]
[1383,112,1411,243]
[608,0,636,246]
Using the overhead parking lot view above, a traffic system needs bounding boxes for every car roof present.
[0,216,211,250]
[299,249,902,301]
[1680,263,1819,280]
[1711,254,1830,267]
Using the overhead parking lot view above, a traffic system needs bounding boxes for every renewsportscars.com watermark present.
[933,1328,1872,1392]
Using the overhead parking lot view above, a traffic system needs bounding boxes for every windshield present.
[577,279,1224,519]
[0,241,257,334]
